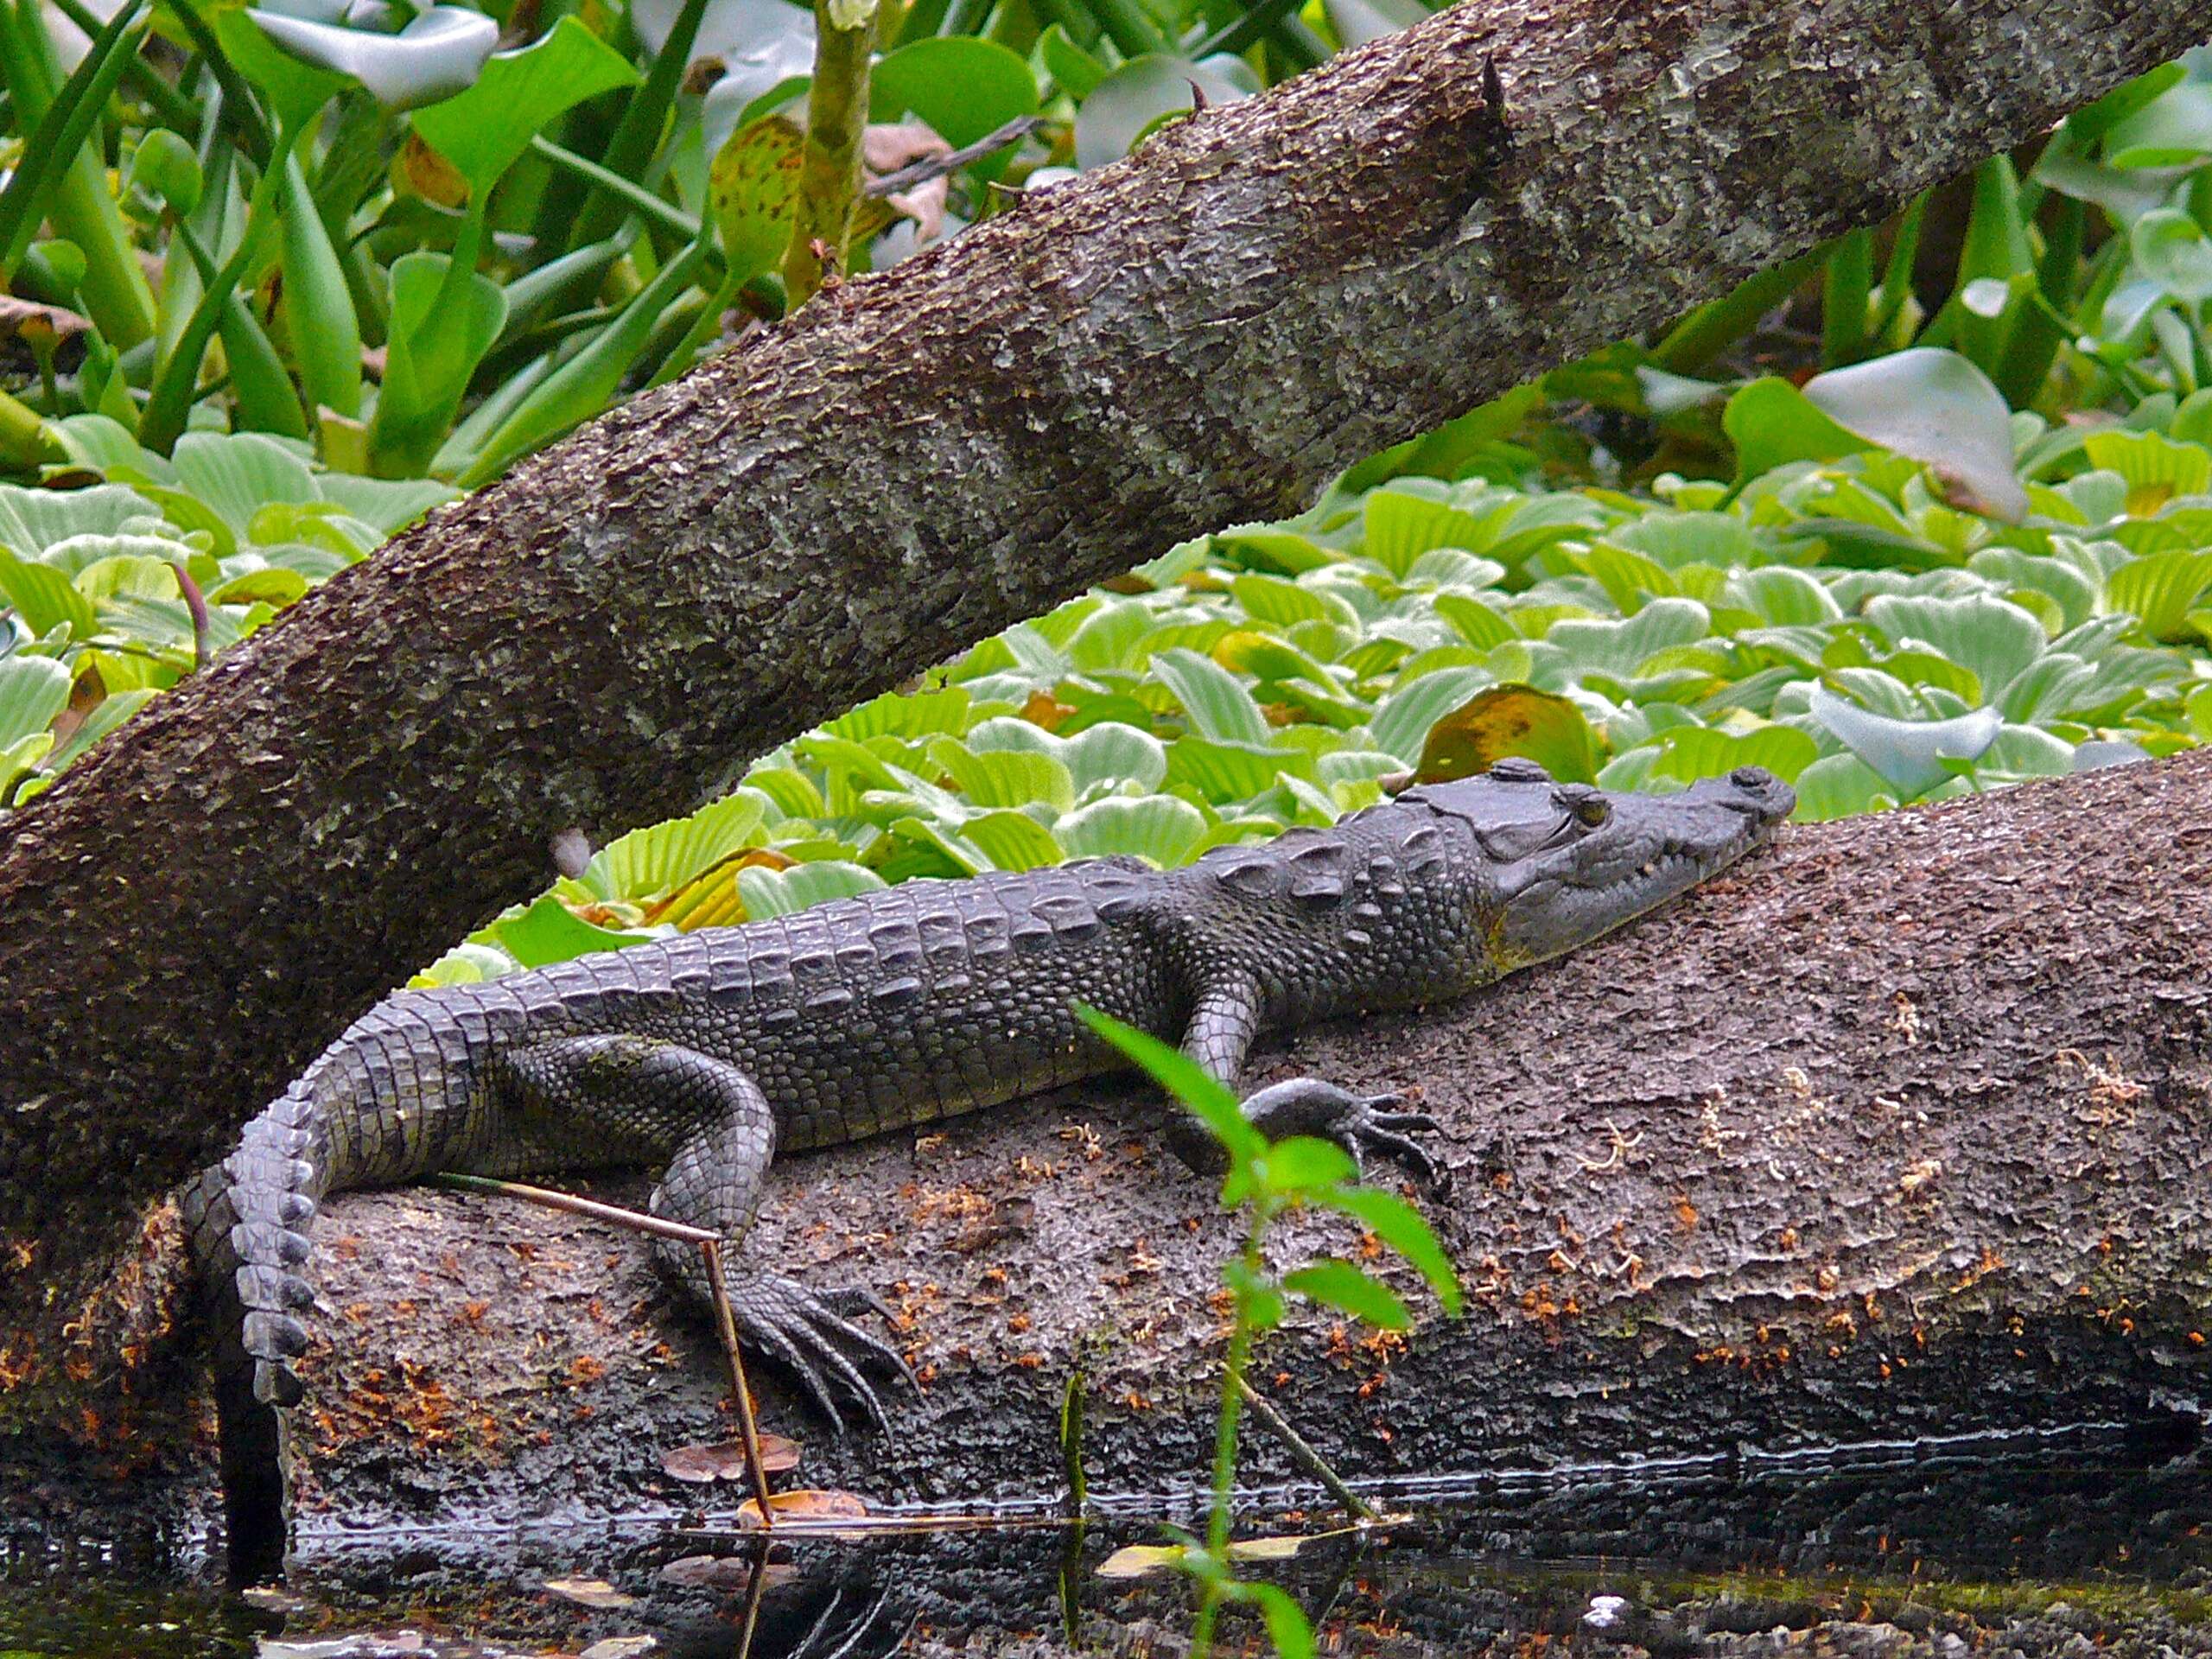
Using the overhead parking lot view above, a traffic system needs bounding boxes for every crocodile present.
[188,758,1792,1573]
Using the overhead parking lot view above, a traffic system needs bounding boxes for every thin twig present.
[865,115,1049,199]
[431,1173,776,1525]
[431,1172,716,1243]
[1235,1376,1380,1522]
[702,1237,776,1529]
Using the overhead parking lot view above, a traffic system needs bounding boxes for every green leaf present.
[869,38,1039,184]
[1150,647,1270,745]
[1074,1003,1262,1166]
[1163,735,1295,802]
[278,152,362,420]
[2105,550,2212,644]
[928,738,1077,812]
[1261,1135,1357,1193]
[1056,794,1206,865]
[1283,1259,1411,1331]
[1862,593,2048,706]
[958,809,1066,871]
[735,858,887,918]
[1362,484,1497,578]
[170,432,321,542]
[1723,376,1868,487]
[0,546,98,639]
[1800,348,2027,522]
[412,16,640,196]
[245,5,494,115]
[1643,723,1820,787]
[1807,683,2000,799]
[1237,1581,1317,1659]
[488,894,658,966]
[2133,206,2212,304]
[1307,1185,1461,1314]
[587,791,767,901]
[1039,23,1108,99]
[1073,55,1249,170]
[708,115,805,283]
[368,251,510,478]
[44,684,153,772]
[0,653,70,746]
[1789,751,1897,823]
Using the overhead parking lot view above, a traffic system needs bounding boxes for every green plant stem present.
[0,384,65,467]
[645,270,741,389]
[530,135,703,245]
[137,114,305,451]
[1821,227,1872,368]
[782,0,878,308]
[1192,1208,1266,1659]
[1652,244,1829,375]
[46,0,198,130]
[565,0,714,251]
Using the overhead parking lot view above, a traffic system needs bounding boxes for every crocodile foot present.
[722,1270,915,1435]
[1239,1077,1445,1185]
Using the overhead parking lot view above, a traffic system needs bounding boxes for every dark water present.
[7,1425,2212,1657]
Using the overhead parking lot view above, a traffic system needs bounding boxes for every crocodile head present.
[1405,758,1795,969]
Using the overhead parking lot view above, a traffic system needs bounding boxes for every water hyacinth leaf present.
[1862,593,2047,706]
[412,17,640,196]
[2103,73,2212,167]
[1039,25,1109,99]
[218,7,351,129]
[736,860,887,919]
[370,251,509,477]
[44,684,156,772]
[246,5,498,113]
[1414,683,1597,785]
[2131,208,2212,303]
[869,38,1038,182]
[1322,0,1427,47]
[130,128,204,216]
[1800,348,2028,522]
[1074,55,1249,170]
[1362,485,1497,579]
[486,895,655,967]
[0,654,70,746]
[1056,794,1208,865]
[1150,647,1270,746]
[587,791,768,901]
[928,739,1077,813]
[278,153,362,419]
[1808,683,2001,799]
[2081,429,2212,514]
[1164,734,1299,801]
[709,115,805,283]
[0,547,98,639]
[1723,377,1868,486]
[1789,752,1897,822]
[1643,723,1820,787]
[2104,549,2212,643]
[1282,1259,1410,1330]
[967,716,1170,796]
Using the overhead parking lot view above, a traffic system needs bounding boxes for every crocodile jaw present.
[1487,766,1794,967]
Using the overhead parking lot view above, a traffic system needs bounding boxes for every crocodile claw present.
[1240,1077,1446,1186]
[722,1271,914,1436]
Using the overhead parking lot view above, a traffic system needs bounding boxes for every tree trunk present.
[11,750,2208,1557]
[0,0,2201,1426]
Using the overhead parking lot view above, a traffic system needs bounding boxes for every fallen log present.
[5,0,2206,1433]
[20,746,2202,1555]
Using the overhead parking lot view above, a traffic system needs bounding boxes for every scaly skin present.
[188,758,1793,1576]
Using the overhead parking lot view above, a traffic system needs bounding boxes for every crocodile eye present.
[1557,785,1610,827]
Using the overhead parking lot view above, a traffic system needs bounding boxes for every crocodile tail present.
[185,1076,333,1580]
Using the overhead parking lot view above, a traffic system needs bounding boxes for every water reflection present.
[4,1425,2209,1657]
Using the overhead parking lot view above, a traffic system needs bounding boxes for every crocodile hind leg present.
[1177,971,1442,1182]
[495,1036,910,1431]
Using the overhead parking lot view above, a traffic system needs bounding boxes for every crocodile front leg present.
[495,1037,909,1430]
[1177,970,1441,1183]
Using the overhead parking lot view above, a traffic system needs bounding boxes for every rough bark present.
[0,0,2201,1416]
[11,748,2207,1560]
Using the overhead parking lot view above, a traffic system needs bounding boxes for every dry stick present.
[702,1236,778,1529]
[431,1173,776,1529]
[1234,1376,1381,1523]
[864,114,1050,199]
